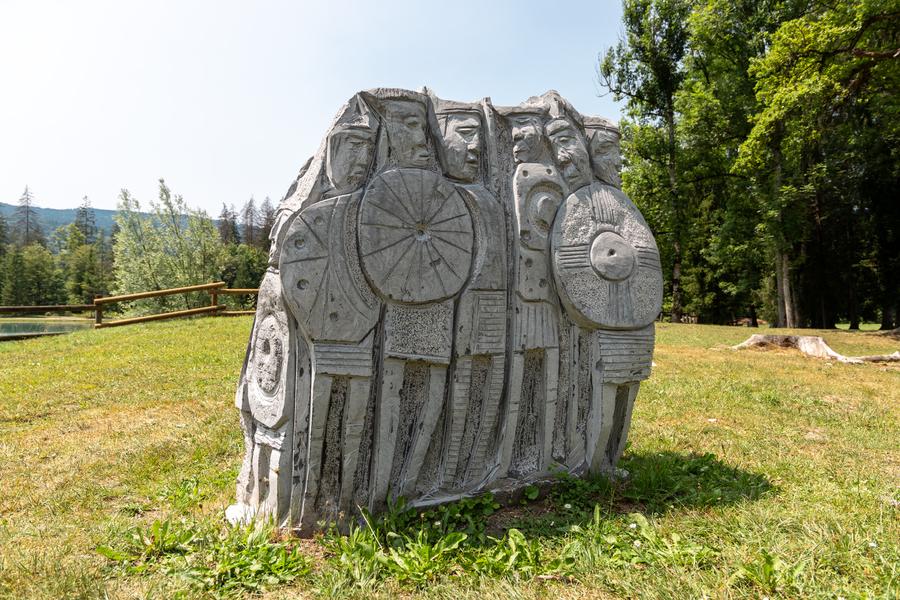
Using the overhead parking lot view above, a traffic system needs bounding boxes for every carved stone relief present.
[583,116,622,189]
[229,88,663,532]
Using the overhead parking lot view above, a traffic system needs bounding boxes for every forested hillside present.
[0,200,120,234]
[0,182,271,310]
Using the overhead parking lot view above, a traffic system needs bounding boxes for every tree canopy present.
[601,0,899,328]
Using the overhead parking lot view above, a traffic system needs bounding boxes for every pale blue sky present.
[1,0,624,214]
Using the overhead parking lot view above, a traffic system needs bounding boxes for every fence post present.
[94,301,103,327]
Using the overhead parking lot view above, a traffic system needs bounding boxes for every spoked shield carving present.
[551,182,663,330]
[279,194,380,344]
[358,169,474,304]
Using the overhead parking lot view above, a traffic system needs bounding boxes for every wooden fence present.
[0,282,259,329]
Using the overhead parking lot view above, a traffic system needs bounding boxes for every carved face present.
[439,113,482,182]
[588,128,622,187]
[546,120,592,192]
[326,128,376,193]
[509,114,544,164]
[383,100,430,168]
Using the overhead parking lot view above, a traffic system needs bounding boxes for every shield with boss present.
[551,182,663,330]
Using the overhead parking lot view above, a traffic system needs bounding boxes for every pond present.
[0,319,93,340]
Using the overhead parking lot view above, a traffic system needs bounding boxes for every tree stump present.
[732,334,900,364]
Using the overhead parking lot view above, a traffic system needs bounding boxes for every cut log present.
[732,334,900,364]
[874,327,900,340]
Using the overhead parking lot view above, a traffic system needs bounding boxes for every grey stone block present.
[228,89,663,533]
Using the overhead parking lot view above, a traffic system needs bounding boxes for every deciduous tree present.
[599,0,692,321]
[113,180,224,313]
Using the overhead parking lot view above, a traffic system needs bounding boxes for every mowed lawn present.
[0,318,897,599]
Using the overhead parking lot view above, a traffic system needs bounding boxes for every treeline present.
[0,187,113,306]
[0,182,274,311]
[601,0,899,329]
[217,197,275,249]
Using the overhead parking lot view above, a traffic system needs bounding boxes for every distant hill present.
[0,202,119,234]
[0,202,220,238]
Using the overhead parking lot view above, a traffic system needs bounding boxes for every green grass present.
[835,323,883,332]
[0,318,897,599]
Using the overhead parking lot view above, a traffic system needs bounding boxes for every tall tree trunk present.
[808,173,831,329]
[848,276,859,330]
[882,304,897,331]
[846,213,859,330]
[781,252,797,328]
[847,238,860,330]
[770,120,797,329]
[873,191,898,331]
[749,304,759,328]
[665,107,683,323]
[775,252,786,328]
[670,239,683,322]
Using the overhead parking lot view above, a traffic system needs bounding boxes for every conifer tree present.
[0,213,8,258]
[14,186,45,247]
[73,196,97,244]
[241,197,257,247]
[259,196,276,251]
[218,203,240,244]
[20,244,65,305]
[0,248,28,305]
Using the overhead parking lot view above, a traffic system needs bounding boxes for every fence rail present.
[94,281,228,305]
[94,304,226,329]
[0,282,259,330]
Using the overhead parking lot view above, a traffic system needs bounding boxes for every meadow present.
[0,318,897,599]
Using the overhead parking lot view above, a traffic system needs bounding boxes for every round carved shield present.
[253,314,284,395]
[279,193,380,344]
[551,182,663,330]
[245,271,292,429]
[358,168,474,304]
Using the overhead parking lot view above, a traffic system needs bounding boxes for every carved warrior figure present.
[497,102,564,481]
[431,97,507,493]
[229,88,663,532]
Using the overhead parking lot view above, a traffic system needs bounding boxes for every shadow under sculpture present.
[227,89,664,533]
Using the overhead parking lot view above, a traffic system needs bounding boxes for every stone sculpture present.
[228,89,663,533]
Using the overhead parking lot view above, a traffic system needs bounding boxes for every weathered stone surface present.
[551,183,663,330]
[229,88,663,532]
[358,169,474,305]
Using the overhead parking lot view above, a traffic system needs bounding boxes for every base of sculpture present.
[229,88,662,533]
[225,502,256,527]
